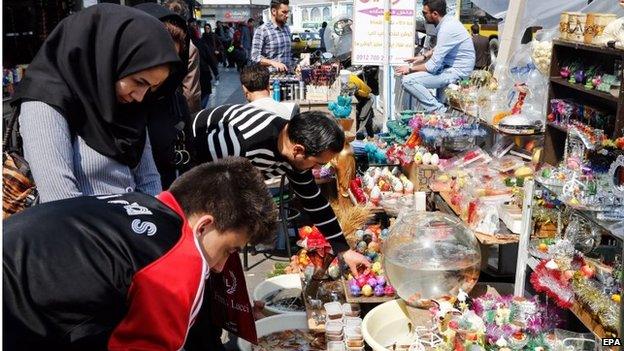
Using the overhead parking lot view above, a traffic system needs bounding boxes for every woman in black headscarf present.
[11,3,183,203]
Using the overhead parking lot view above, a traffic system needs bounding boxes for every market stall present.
[245,6,623,351]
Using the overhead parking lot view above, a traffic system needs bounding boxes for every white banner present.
[352,0,416,66]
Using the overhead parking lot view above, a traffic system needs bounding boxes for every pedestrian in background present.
[241,18,254,59]
[319,21,328,52]
[471,24,491,70]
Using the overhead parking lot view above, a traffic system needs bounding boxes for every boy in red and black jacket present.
[3,157,276,350]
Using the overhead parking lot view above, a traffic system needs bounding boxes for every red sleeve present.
[108,221,206,351]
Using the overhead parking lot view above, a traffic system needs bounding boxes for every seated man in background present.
[4,157,276,350]
[240,64,298,119]
[395,0,475,113]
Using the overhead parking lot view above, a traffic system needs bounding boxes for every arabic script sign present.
[352,0,416,65]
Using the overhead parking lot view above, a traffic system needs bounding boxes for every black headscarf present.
[12,4,183,167]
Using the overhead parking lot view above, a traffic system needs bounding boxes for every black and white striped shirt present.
[192,104,349,253]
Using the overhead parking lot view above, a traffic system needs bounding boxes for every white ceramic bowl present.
[237,313,309,351]
[253,274,305,315]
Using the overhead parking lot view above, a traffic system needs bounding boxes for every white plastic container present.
[362,299,426,351]
[237,314,308,351]
[252,274,305,316]
[324,301,344,320]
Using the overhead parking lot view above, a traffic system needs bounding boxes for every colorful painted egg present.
[376,276,386,286]
[368,241,381,253]
[430,153,440,166]
[356,241,368,253]
[355,229,365,240]
[374,285,385,296]
[362,284,374,297]
[356,275,368,288]
[422,152,432,165]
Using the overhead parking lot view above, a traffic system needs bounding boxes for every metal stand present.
[243,175,300,271]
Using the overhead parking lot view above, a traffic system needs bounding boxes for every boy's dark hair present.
[471,24,480,34]
[248,18,254,24]
[164,0,190,19]
[423,0,447,16]
[287,111,345,156]
[240,64,270,92]
[169,157,277,246]
[322,21,327,28]
[270,0,289,10]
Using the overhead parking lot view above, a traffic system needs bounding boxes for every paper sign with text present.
[352,0,417,65]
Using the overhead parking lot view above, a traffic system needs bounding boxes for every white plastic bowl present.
[362,299,420,351]
[253,274,305,316]
[237,313,309,351]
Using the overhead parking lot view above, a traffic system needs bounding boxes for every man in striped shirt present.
[192,104,370,274]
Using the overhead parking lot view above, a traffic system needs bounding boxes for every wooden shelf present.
[553,39,624,57]
[534,179,624,240]
[568,300,616,340]
[550,77,619,104]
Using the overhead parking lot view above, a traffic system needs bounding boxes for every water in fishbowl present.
[384,241,480,307]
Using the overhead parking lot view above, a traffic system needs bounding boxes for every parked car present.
[291,31,321,56]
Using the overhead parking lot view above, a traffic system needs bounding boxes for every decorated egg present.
[328,264,341,279]
[376,276,386,286]
[366,252,378,261]
[368,241,381,253]
[367,277,378,287]
[365,179,375,192]
[414,152,423,165]
[356,241,368,253]
[430,153,440,166]
[348,278,358,287]
[363,233,373,244]
[356,274,369,288]
[350,285,362,296]
[370,186,381,205]
[355,229,365,240]
[362,284,374,297]
[374,285,385,296]
[404,181,414,194]
[422,152,432,165]
[384,284,395,296]
[372,261,382,273]
[380,229,389,239]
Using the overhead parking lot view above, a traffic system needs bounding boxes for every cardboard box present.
[403,163,438,191]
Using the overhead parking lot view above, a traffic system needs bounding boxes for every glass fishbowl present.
[382,211,481,308]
